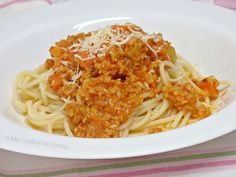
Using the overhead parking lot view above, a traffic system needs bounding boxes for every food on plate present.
[13,23,230,138]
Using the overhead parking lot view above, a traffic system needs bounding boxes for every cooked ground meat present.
[163,83,211,119]
[163,83,197,111]
[197,76,219,100]
[44,24,218,137]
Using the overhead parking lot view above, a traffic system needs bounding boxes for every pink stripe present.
[214,0,236,9]
[90,159,236,177]
[0,0,30,8]
[45,0,53,4]
[1,146,236,175]
[0,0,52,8]
[59,174,86,177]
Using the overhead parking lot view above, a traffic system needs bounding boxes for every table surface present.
[0,0,236,177]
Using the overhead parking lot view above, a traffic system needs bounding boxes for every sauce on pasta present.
[13,23,230,138]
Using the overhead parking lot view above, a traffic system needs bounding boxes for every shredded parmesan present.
[69,23,163,61]
[71,71,82,83]
[60,60,69,66]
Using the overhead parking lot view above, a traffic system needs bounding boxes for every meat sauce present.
[45,24,219,137]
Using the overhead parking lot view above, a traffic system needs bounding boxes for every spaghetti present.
[13,23,230,138]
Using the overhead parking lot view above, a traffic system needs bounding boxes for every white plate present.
[0,0,236,159]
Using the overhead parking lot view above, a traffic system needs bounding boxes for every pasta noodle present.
[13,23,230,138]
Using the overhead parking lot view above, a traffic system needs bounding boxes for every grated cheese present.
[60,60,69,66]
[68,23,163,61]
[71,71,82,83]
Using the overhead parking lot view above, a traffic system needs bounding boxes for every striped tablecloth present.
[0,0,236,176]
